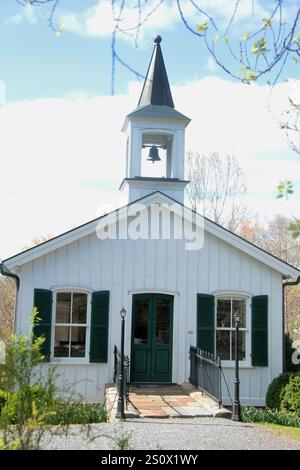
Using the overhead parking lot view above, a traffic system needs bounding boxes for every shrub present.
[266,373,292,409]
[281,375,300,416]
[241,407,300,427]
[0,312,62,449]
[0,390,8,413]
[43,402,107,425]
[1,386,107,426]
[1,384,56,425]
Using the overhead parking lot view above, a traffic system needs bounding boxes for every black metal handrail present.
[113,345,130,408]
[189,345,222,407]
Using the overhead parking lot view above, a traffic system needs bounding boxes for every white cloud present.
[57,0,271,41]
[58,0,185,41]
[5,4,38,26]
[0,76,299,259]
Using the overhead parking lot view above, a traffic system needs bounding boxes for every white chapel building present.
[2,36,300,406]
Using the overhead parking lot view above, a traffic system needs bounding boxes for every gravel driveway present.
[42,418,300,450]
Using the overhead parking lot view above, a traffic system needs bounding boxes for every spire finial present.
[137,34,174,108]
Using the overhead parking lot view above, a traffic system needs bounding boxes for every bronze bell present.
[147,146,161,163]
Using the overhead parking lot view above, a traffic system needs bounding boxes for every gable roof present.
[3,191,300,278]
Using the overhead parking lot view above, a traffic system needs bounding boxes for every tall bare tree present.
[186,151,247,231]
[238,215,300,342]
[238,214,300,267]
[0,278,15,345]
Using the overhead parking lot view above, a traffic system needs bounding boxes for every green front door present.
[131,293,173,383]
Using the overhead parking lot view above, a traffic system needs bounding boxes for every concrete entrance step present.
[105,383,231,421]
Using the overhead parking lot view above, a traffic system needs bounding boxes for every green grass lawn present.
[257,423,300,441]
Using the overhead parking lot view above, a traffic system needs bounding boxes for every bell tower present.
[120,36,191,204]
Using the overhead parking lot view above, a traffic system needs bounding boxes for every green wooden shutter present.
[251,295,268,366]
[33,288,53,361]
[90,291,110,363]
[197,293,215,354]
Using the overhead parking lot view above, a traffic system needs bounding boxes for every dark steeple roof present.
[138,35,174,108]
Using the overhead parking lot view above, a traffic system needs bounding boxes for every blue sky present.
[0,1,299,258]
[1,0,298,102]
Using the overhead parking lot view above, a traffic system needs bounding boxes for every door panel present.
[131,293,173,383]
[131,295,152,382]
[154,350,169,373]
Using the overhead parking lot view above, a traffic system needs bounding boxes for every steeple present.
[120,36,191,205]
[138,35,174,108]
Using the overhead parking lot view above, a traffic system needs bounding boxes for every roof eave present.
[3,191,300,278]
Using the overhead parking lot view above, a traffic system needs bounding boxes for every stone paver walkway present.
[129,384,213,418]
[105,383,231,421]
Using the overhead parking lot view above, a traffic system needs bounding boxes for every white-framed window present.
[215,294,250,364]
[51,289,91,363]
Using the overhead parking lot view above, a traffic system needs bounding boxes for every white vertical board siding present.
[16,225,283,405]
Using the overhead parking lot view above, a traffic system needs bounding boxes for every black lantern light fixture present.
[120,306,127,319]
[116,307,127,420]
[232,312,241,422]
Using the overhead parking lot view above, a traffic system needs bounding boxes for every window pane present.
[232,331,246,361]
[56,293,71,323]
[70,327,86,357]
[232,299,246,328]
[54,326,70,357]
[156,299,169,344]
[216,330,231,360]
[217,299,231,327]
[72,293,87,324]
[134,300,149,344]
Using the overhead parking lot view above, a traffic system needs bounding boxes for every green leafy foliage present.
[292,33,300,46]
[262,18,272,28]
[0,311,107,449]
[266,372,292,409]
[275,181,299,239]
[0,390,8,413]
[241,407,300,427]
[0,316,59,449]
[0,436,21,450]
[115,433,132,450]
[0,387,107,426]
[251,38,267,54]
[43,402,107,425]
[276,180,294,199]
[266,372,300,416]
[240,32,250,41]
[0,384,56,425]
[196,22,209,33]
[281,375,300,415]
[288,220,300,239]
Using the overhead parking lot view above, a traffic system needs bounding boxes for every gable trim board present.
[3,191,300,278]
